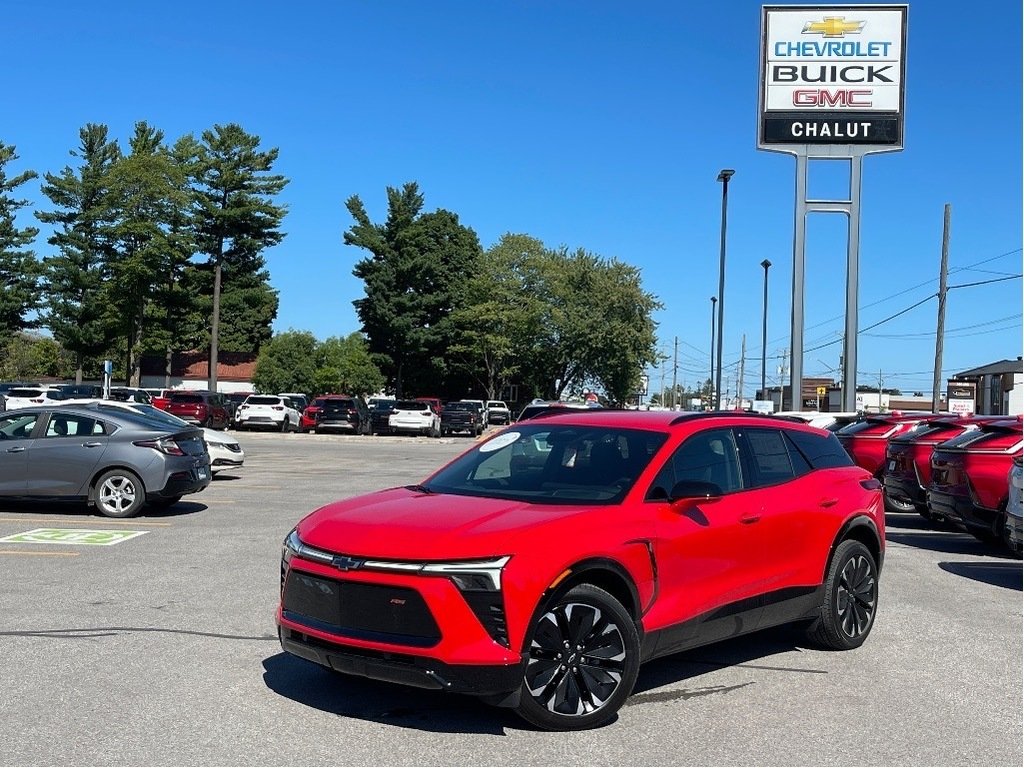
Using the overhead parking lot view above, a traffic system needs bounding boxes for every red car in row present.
[836,412,932,512]
[882,414,990,519]
[927,416,1023,546]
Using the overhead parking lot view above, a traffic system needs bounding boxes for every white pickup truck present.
[485,400,511,425]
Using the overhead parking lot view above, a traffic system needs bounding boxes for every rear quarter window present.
[785,429,854,470]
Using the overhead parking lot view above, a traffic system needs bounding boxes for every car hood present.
[296,487,591,560]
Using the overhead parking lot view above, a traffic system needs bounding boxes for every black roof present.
[953,359,1023,378]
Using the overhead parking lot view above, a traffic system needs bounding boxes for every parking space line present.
[0,517,171,527]
[0,550,79,557]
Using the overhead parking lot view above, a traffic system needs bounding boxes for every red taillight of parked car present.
[133,438,186,456]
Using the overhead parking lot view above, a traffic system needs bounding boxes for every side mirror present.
[668,480,723,503]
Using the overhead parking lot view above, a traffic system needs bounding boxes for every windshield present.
[247,396,281,405]
[424,424,668,505]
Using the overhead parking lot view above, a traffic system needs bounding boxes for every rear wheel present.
[94,469,146,518]
[513,584,639,731]
[884,493,915,514]
[807,539,878,650]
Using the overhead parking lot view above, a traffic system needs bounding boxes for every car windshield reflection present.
[423,425,668,505]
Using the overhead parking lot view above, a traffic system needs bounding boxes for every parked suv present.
[278,411,884,730]
[927,416,1024,547]
[234,395,300,432]
[388,400,441,437]
[302,395,370,434]
[882,414,986,520]
[3,386,68,410]
[486,400,512,425]
[165,390,231,429]
[836,412,931,511]
[441,400,484,436]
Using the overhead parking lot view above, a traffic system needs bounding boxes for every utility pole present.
[878,368,884,413]
[738,334,746,409]
[659,353,666,408]
[671,336,679,410]
[932,204,951,412]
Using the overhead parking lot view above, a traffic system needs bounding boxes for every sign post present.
[758,5,908,412]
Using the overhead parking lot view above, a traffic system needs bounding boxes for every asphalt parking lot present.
[0,431,1020,766]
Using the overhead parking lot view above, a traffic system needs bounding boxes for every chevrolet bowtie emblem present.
[332,555,363,571]
[802,17,865,37]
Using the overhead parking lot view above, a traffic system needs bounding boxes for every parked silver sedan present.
[0,403,211,517]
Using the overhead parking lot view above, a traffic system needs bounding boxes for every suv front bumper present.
[279,626,522,698]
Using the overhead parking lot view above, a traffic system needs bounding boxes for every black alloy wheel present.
[808,539,878,650]
[883,492,915,514]
[515,584,639,731]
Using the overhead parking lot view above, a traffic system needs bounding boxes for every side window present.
[648,428,743,499]
[44,414,99,438]
[0,413,39,440]
[786,429,854,470]
[741,428,796,487]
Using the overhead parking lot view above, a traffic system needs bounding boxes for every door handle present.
[819,497,839,508]
[6,446,26,453]
[740,513,761,524]
[82,442,103,448]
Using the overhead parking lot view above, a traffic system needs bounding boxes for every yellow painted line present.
[0,517,171,527]
[0,550,80,557]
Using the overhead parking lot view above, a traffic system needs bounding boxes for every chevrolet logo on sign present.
[802,17,865,37]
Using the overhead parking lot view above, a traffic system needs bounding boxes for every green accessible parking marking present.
[0,528,149,546]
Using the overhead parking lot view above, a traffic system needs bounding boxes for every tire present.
[884,492,915,514]
[150,495,182,509]
[513,584,639,731]
[94,469,146,518]
[807,539,878,650]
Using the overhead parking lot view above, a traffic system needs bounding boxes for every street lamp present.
[760,259,772,400]
[715,169,734,411]
[710,296,717,409]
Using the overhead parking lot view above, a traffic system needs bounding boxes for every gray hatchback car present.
[0,402,211,517]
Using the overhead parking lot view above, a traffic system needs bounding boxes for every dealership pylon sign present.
[759,5,908,149]
[757,5,907,412]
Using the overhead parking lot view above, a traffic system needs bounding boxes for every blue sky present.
[8,0,1022,397]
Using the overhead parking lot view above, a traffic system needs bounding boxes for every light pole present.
[715,169,734,411]
[760,259,771,400]
[709,296,717,409]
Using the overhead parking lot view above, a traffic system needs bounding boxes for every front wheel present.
[513,584,639,731]
[807,539,878,650]
[94,469,146,518]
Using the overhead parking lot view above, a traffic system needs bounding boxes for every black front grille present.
[282,571,441,647]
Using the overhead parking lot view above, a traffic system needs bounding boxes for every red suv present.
[882,414,990,521]
[277,411,884,730]
[836,412,931,512]
[927,416,1024,547]
[165,390,230,430]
